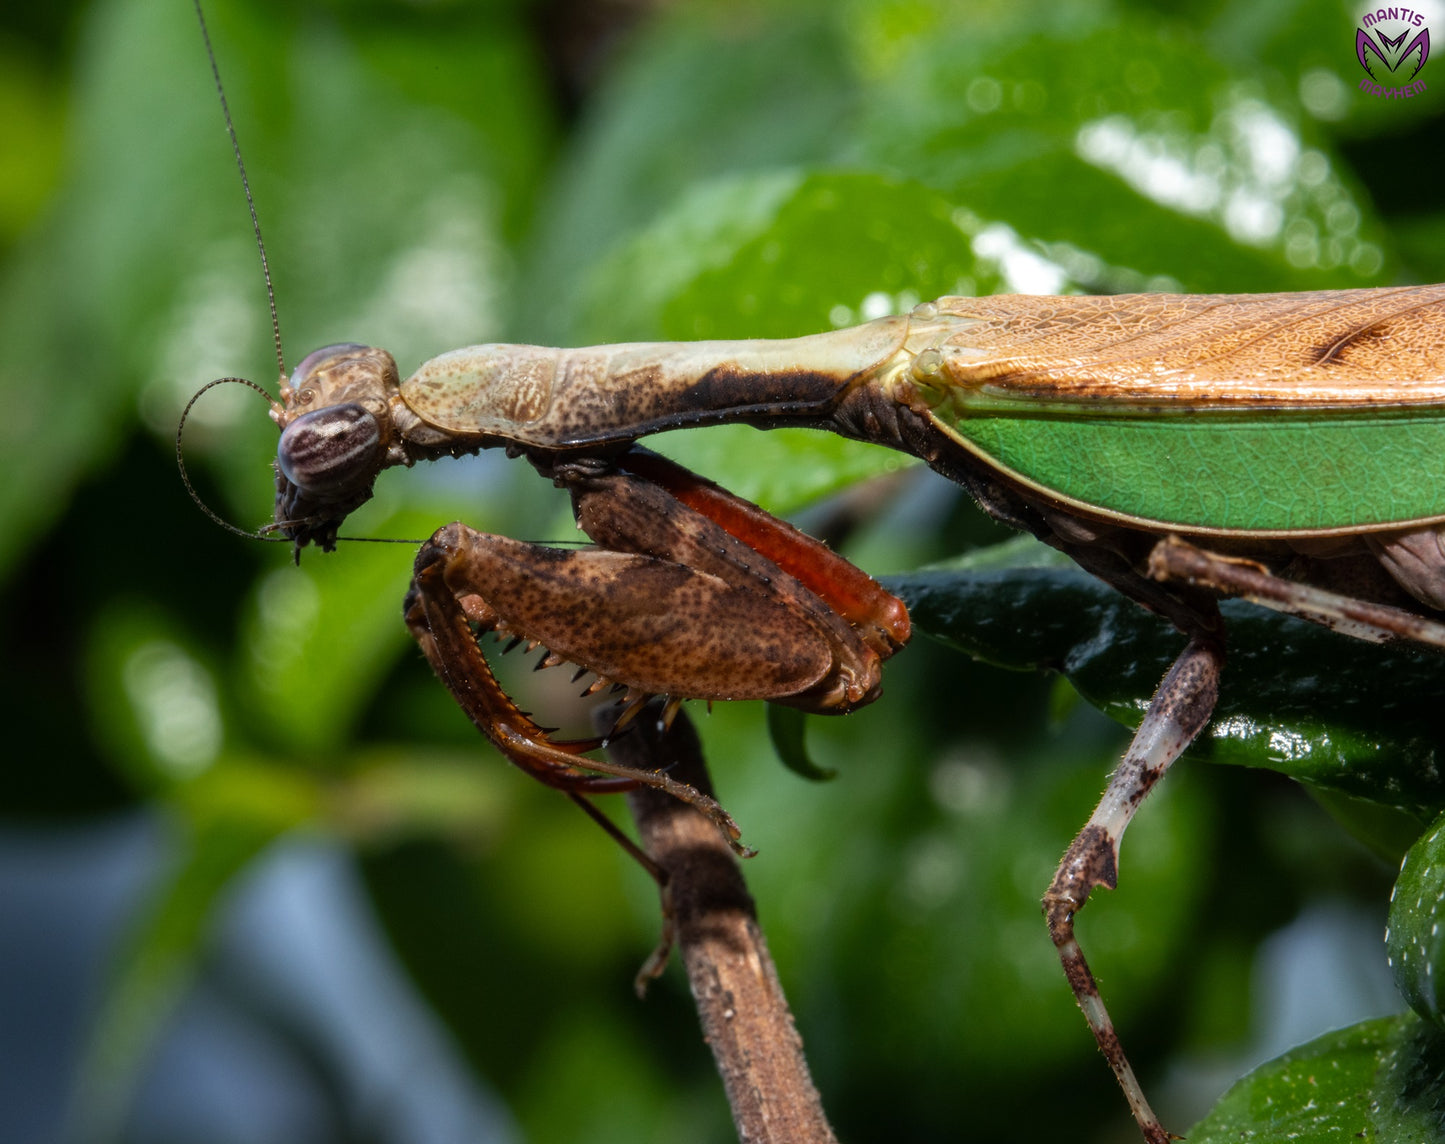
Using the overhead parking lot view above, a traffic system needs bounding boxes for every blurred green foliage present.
[3,0,1445,1141]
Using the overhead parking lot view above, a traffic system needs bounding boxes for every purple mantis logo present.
[1356,7,1431,98]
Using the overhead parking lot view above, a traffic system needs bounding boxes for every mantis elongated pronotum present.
[182,8,1445,1143]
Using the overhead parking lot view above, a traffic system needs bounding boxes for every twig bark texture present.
[610,712,837,1144]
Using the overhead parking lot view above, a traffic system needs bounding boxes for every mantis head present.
[272,343,404,551]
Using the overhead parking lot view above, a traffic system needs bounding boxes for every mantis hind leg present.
[1150,535,1445,649]
[1043,633,1224,1144]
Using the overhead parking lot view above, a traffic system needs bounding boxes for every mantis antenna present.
[176,1,291,545]
[175,376,290,544]
[192,0,286,388]
[175,376,425,547]
[182,3,419,550]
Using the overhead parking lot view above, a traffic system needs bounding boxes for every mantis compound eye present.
[277,403,384,495]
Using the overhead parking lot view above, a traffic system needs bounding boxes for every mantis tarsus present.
[184,7,1445,1142]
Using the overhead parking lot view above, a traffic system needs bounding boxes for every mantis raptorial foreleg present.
[402,446,909,857]
[1043,634,1225,1144]
[406,528,760,847]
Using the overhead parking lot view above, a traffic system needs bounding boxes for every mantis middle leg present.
[1043,633,1225,1144]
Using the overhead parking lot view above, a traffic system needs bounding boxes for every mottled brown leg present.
[1149,535,1445,649]
[1043,634,1224,1144]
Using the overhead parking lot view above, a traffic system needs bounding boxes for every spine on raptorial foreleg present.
[397,316,925,448]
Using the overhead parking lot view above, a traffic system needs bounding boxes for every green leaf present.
[0,37,64,243]
[1203,0,1445,137]
[15,2,1445,1141]
[851,6,1394,291]
[887,540,1445,817]
[237,509,432,757]
[1307,785,1429,865]
[793,727,1216,1088]
[1389,812,1445,1027]
[766,702,837,781]
[1190,1013,1445,1142]
[576,169,997,342]
[516,6,858,343]
[574,168,999,512]
[84,602,225,792]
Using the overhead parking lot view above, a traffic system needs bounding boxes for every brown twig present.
[603,709,837,1144]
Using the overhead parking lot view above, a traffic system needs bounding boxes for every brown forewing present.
[933,285,1445,406]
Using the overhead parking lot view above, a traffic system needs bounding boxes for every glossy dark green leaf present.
[887,539,1445,818]
[1190,1013,1445,1142]
[1389,812,1445,1027]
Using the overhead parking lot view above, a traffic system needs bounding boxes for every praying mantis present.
[258,288,1445,1144]
[179,4,1445,1142]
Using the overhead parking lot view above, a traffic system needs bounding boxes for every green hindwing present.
[938,405,1445,534]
